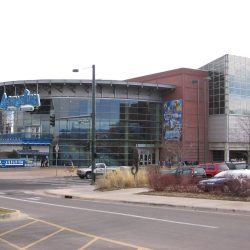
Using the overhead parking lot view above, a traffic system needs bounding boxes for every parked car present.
[76,163,117,179]
[197,169,250,193]
[198,162,229,178]
[160,166,206,183]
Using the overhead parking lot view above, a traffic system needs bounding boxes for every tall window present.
[200,56,226,115]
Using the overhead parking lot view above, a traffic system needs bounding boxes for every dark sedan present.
[197,169,250,193]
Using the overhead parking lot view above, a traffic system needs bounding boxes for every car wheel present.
[79,176,85,179]
[86,172,92,179]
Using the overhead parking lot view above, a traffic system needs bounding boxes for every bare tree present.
[162,140,183,164]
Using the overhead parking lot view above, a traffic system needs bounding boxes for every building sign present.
[0,159,34,168]
[0,89,40,111]
[163,99,182,140]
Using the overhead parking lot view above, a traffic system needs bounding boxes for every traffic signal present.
[50,115,55,127]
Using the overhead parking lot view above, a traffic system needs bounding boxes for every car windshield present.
[193,168,205,174]
[218,164,228,170]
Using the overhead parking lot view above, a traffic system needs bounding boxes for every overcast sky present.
[0,0,249,82]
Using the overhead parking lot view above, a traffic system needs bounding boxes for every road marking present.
[0,216,151,250]
[26,197,41,201]
[29,217,152,250]
[0,220,37,237]
[78,237,98,250]
[22,228,64,250]
[0,195,218,229]
[0,237,21,250]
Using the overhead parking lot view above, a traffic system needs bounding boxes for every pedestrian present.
[40,158,44,168]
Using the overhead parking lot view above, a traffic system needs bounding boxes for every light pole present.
[91,65,96,183]
[73,65,96,184]
[203,77,211,164]
[192,80,200,164]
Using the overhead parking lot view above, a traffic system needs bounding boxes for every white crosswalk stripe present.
[19,177,88,186]
[26,197,41,201]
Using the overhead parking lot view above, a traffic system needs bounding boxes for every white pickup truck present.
[76,163,118,179]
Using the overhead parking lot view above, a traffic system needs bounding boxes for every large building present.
[0,79,175,166]
[201,55,250,162]
[128,68,210,164]
[1,54,250,166]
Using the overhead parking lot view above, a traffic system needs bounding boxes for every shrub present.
[148,173,177,191]
[148,168,201,193]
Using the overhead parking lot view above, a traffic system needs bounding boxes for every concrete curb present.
[44,190,250,215]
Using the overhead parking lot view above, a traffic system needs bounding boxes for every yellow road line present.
[21,228,64,250]
[0,237,22,250]
[0,220,37,237]
[29,217,152,250]
[78,237,98,250]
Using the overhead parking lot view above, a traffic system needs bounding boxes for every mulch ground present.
[140,191,250,202]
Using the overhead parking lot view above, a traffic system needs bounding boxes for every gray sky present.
[0,0,249,82]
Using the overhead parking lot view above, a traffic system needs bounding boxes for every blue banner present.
[0,159,34,168]
[163,100,182,140]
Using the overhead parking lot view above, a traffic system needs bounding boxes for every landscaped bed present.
[140,190,250,202]
[0,208,15,214]
[95,167,250,202]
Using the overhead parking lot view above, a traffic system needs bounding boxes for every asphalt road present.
[0,178,250,250]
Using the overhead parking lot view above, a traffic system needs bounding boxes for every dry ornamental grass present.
[95,168,149,190]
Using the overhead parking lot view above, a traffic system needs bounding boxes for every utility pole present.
[91,65,96,184]
[197,80,200,164]
[72,65,96,184]
[192,79,200,164]
[203,77,211,163]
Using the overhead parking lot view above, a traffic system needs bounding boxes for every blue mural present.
[0,89,40,111]
[163,99,182,140]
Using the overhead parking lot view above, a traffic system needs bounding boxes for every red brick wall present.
[128,68,210,163]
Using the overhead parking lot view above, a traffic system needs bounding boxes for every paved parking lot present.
[0,216,150,250]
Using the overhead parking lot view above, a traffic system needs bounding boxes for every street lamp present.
[192,80,200,164]
[192,77,211,164]
[203,76,211,164]
[73,65,96,184]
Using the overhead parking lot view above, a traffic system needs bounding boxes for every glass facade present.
[200,54,250,162]
[6,97,162,166]
[227,55,250,114]
[201,54,250,115]
[200,55,226,115]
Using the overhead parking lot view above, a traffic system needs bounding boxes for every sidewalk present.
[0,166,75,179]
[45,186,250,214]
[1,167,250,214]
